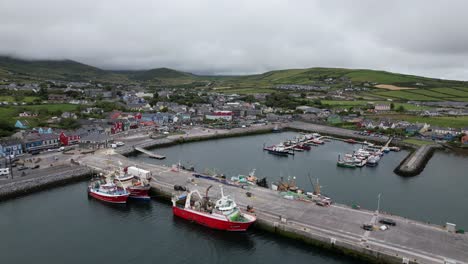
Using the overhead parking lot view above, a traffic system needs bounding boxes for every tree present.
[14,94,24,102]
[390,102,395,110]
[38,86,48,100]
[300,92,306,98]
[396,105,405,112]
[58,118,80,129]
[153,91,159,100]
[243,95,255,103]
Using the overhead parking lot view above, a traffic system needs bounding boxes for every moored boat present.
[366,155,380,167]
[336,154,356,168]
[272,124,282,133]
[337,160,356,168]
[345,139,358,144]
[295,144,311,151]
[88,181,130,204]
[172,186,256,231]
[264,145,293,156]
[310,139,324,145]
[111,166,152,200]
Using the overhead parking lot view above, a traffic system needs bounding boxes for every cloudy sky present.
[1,0,468,79]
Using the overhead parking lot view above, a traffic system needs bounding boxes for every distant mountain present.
[229,67,467,88]
[124,68,195,81]
[0,56,466,90]
[0,56,128,82]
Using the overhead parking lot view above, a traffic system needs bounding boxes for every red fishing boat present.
[113,166,152,201]
[172,186,256,231]
[88,181,130,204]
[295,144,311,151]
[345,138,357,144]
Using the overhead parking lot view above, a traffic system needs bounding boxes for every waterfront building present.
[205,111,233,121]
[0,139,23,157]
[59,131,81,146]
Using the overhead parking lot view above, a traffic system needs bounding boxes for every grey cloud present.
[0,0,467,79]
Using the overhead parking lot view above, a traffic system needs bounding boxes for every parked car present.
[379,225,388,231]
[362,224,373,231]
[31,165,40,169]
[379,218,396,226]
[17,166,28,171]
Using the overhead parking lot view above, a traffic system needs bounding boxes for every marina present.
[263,132,397,170]
[82,145,468,264]
[1,128,468,264]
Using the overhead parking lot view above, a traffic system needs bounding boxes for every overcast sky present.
[1,0,468,79]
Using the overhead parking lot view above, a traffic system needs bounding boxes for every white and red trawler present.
[112,165,152,201]
[88,181,130,204]
[172,186,256,231]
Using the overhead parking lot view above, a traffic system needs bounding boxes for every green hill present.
[214,67,467,88]
[126,68,195,81]
[0,56,129,83]
[1,56,467,98]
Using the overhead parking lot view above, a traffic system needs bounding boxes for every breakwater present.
[0,165,92,201]
[394,144,442,177]
[117,124,277,156]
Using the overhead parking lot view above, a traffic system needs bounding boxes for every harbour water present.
[132,132,468,228]
[0,182,359,264]
[2,132,468,264]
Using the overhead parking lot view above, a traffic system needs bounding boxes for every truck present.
[127,166,151,180]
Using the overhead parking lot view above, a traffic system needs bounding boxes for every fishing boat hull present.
[337,162,356,168]
[172,206,256,231]
[88,189,129,204]
[128,185,151,200]
[266,149,289,156]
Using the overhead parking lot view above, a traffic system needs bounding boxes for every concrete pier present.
[80,152,468,264]
[134,146,166,159]
[0,164,92,201]
[394,144,441,177]
[287,121,390,143]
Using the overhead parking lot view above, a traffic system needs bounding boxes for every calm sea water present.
[132,132,468,227]
[1,132,467,264]
[0,182,359,264]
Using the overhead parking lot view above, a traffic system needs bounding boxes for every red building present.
[462,135,468,145]
[134,113,142,120]
[59,132,81,146]
[111,122,123,134]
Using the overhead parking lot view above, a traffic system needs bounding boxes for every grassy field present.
[406,89,455,98]
[21,104,79,112]
[375,114,468,128]
[321,100,432,110]
[429,88,468,97]
[0,96,40,103]
[0,104,79,127]
[402,138,434,146]
[215,88,278,94]
[446,97,468,102]
[372,91,440,101]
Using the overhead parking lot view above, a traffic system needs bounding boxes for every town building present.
[205,111,233,121]
[0,139,23,157]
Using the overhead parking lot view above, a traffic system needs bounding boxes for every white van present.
[0,168,10,176]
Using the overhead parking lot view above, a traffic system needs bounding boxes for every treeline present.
[265,93,313,109]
